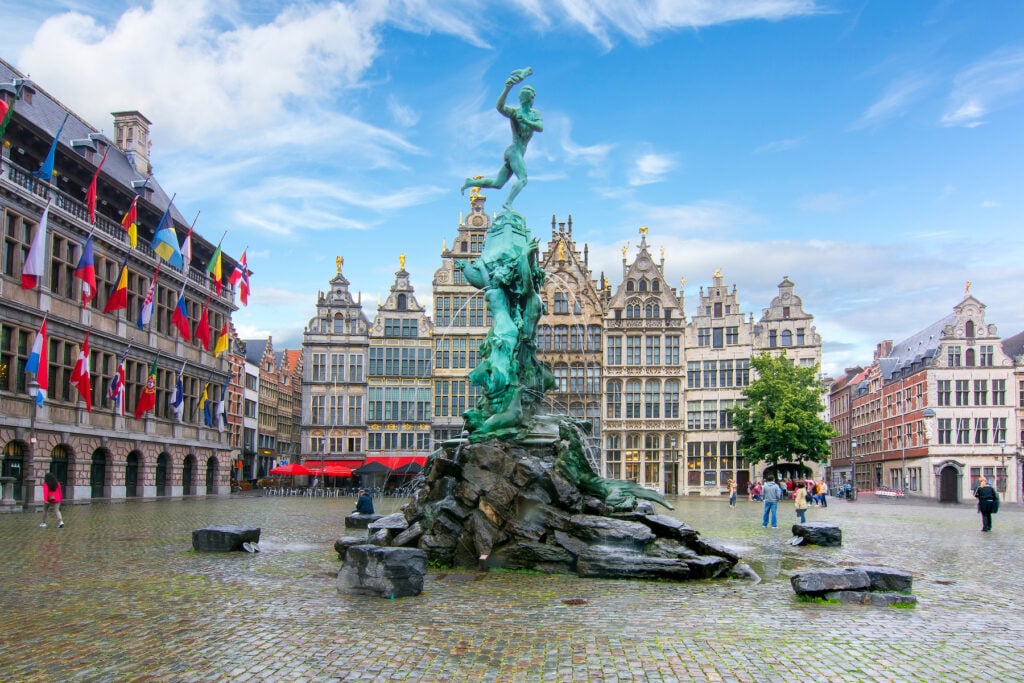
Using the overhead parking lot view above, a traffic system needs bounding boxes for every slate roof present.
[879,313,956,380]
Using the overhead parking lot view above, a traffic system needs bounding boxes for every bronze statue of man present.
[461,67,542,210]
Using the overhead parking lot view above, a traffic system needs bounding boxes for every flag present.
[120,196,138,248]
[103,256,129,313]
[85,148,108,224]
[137,263,160,330]
[171,287,191,341]
[107,349,128,416]
[239,262,251,305]
[213,321,230,357]
[170,370,184,422]
[134,356,158,419]
[70,332,92,412]
[206,241,223,295]
[228,250,247,286]
[21,202,50,289]
[180,228,193,272]
[216,372,230,433]
[150,202,183,268]
[195,297,211,351]
[33,112,69,183]
[25,319,48,407]
[199,383,211,426]
[73,235,97,306]
[0,97,12,139]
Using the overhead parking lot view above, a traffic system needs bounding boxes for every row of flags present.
[26,317,230,429]
[11,100,253,306]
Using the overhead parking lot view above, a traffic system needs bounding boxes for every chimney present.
[112,110,152,175]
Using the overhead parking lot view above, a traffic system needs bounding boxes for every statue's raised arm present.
[461,67,542,210]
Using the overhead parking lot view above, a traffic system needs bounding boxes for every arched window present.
[645,302,660,318]
[966,320,975,339]
[652,280,660,292]
[537,325,551,350]
[965,348,976,367]
[639,279,648,292]
[781,330,793,346]
[554,363,568,392]
[645,380,661,418]
[625,380,642,418]
[626,302,641,318]
[606,380,622,418]
[626,280,635,292]
[397,294,407,311]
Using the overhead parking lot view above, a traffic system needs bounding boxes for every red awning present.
[366,455,428,469]
[321,465,353,477]
[303,460,364,470]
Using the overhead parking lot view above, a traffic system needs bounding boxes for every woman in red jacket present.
[40,472,64,528]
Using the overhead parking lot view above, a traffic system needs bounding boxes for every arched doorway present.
[126,451,142,498]
[156,453,169,497]
[2,441,27,502]
[90,448,109,498]
[939,465,960,503]
[182,454,197,496]
[206,457,218,495]
[50,444,72,500]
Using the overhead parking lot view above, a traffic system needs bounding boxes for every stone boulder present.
[791,522,842,547]
[791,568,871,596]
[334,536,366,561]
[337,545,427,599]
[345,513,383,529]
[192,525,261,552]
[849,565,913,592]
[824,591,918,607]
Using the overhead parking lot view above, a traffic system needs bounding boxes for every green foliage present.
[730,352,837,468]
[795,594,841,604]
[888,601,917,609]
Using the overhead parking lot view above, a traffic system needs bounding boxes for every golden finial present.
[639,226,648,237]
[621,243,628,257]
[680,277,686,288]
[660,246,665,259]
[442,238,447,252]
[965,280,972,294]
[399,253,406,269]
[557,241,566,261]
[469,175,484,202]
[336,256,343,274]
[714,268,722,279]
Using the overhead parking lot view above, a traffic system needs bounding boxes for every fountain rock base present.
[383,433,738,581]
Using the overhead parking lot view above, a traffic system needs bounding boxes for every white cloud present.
[628,152,676,186]
[754,137,804,154]
[508,0,824,49]
[851,74,930,129]
[797,191,857,213]
[940,47,1024,128]
[637,200,760,233]
[388,95,420,128]
[559,118,614,169]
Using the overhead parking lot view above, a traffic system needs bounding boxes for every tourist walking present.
[761,477,782,528]
[794,482,809,523]
[818,480,829,507]
[40,472,64,528]
[728,479,737,508]
[974,476,999,532]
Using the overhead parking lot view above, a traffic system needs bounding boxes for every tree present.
[730,353,836,469]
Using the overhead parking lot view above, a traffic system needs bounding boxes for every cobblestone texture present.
[1,494,1020,681]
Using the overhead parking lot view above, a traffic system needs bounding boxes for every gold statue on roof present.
[400,253,406,269]
[714,268,722,279]
[621,243,628,257]
[336,256,343,274]
[557,240,566,261]
[639,226,648,237]
[965,280,972,294]
[468,175,484,202]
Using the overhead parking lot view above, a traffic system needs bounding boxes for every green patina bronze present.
[455,68,671,511]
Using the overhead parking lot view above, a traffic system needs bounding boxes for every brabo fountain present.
[387,69,740,580]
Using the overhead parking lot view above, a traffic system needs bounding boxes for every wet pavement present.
[1,492,1021,682]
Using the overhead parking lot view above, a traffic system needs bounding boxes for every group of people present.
[748,478,829,505]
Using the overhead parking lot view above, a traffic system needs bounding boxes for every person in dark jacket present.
[355,488,374,515]
[974,476,999,532]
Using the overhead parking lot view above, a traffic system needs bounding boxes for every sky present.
[3,0,1023,378]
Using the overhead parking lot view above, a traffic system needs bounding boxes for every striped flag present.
[137,263,160,330]
[21,202,50,289]
[85,148,108,224]
[120,196,138,248]
[73,235,97,306]
[107,349,128,416]
[25,319,48,407]
[103,257,129,313]
[70,332,92,412]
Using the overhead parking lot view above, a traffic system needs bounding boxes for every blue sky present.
[4,0,1023,377]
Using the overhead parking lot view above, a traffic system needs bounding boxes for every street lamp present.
[26,379,40,505]
[850,437,858,501]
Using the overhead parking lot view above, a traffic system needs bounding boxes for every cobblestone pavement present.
[1,492,1021,682]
